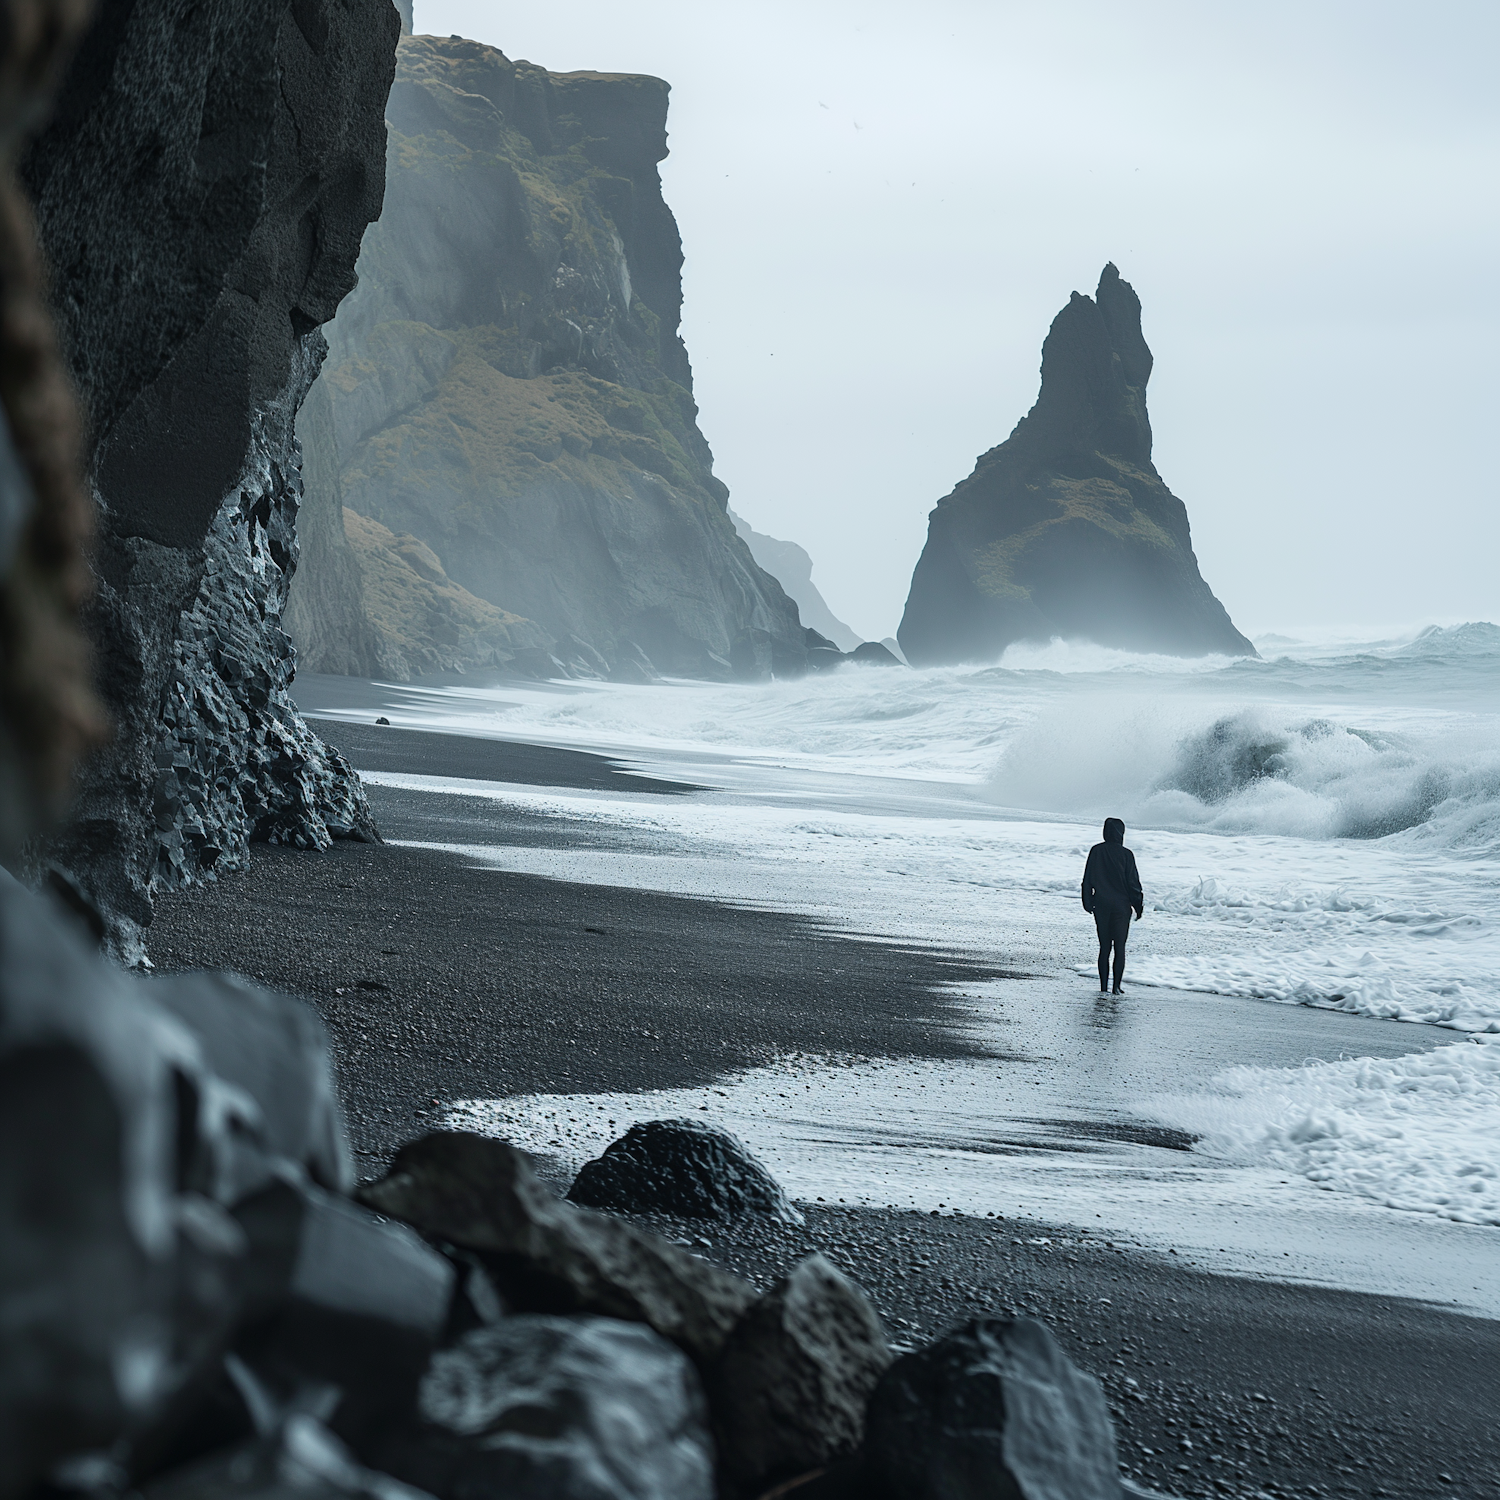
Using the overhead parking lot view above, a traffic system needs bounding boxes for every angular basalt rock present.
[357,1132,756,1367]
[898,265,1254,667]
[377,1317,714,1500]
[231,1178,456,1450]
[862,1318,1122,1500]
[0,868,391,1498]
[21,0,400,950]
[567,1118,803,1226]
[710,1254,891,1497]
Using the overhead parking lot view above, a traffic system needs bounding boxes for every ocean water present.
[302,622,1500,1307]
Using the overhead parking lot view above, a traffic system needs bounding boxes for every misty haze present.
[0,6,1496,1500]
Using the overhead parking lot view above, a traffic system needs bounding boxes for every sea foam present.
[1152,1038,1500,1226]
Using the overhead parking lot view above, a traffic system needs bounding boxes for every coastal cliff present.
[731,511,861,654]
[22,0,399,948]
[898,265,1253,665]
[287,34,806,682]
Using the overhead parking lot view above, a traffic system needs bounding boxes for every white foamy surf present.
[1151,1035,1500,1227]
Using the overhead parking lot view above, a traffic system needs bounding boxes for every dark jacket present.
[1082,825,1143,917]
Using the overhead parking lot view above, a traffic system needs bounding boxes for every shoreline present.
[146,718,1500,1500]
[149,838,1013,1165]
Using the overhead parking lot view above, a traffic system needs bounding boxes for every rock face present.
[357,1132,757,1367]
[710,1254,891,1496]
[20,0,400,948]
[285,379,552,680]
[730,512,860,653]
[281,380,385,678]
[567,1119,803,1225]
[285,33,807,682]
[898,265,1253,666]
[863,1318,1122,1500]
[385,1317,715,1500]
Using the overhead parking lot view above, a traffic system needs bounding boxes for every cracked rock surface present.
[21,0,398,950]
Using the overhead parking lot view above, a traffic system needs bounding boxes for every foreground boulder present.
[232,1179,455,1450]
[710,1254,891,1497]
[377,1317,714,1500]
[0,861,451,1497]
[148,971,353,1201]
[898,264,1254,667]
[863,1318,1121,1500]
[567,1118,803,1225]
[357,1132,756,1366]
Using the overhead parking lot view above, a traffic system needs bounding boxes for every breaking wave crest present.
[990,704,1500,849]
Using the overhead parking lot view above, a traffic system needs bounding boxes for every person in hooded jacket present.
[1081,817,1144,994]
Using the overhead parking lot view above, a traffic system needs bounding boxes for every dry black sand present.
[147,724,1500,1500]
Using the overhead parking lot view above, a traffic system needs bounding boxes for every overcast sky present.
[418,0,1497,643]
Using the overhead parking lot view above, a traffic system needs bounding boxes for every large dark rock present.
[0,871,246,1498]
[0,868,398,1498]
[357,1132,756,1367]
[286,34,807,682]
[378,1317,714,1500]
[851,641,903,667]
[862,1318,1122,1500]
[232,1178,455,1450]
[21,0,400,950]
[148,970,352,1201]
[898,265,1254,667]
[567,1118,802,1226]
[710,1254,891,1497]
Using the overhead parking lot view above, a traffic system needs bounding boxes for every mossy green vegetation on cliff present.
[898,265,1254,665]
[288,34,804,680]
[342,509,546,678]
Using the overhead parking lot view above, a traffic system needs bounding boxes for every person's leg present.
[1112,910,1131,992]
[1094,912,1110,991]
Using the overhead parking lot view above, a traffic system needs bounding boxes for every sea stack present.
[898,265,1253,665]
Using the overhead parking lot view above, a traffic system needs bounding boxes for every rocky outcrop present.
[899,265,1254,665]
[730,512,860,653]
[357,1132,757,1368]
[20,0,400,950]
[285,34,807,682]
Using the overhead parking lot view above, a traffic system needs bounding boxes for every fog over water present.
[417,0,1497,642]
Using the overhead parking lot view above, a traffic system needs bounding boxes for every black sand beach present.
[147,722,1500,1500]
[149,839,1011,1164]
